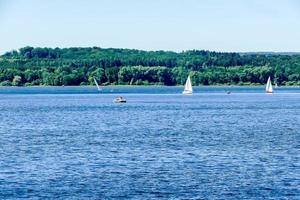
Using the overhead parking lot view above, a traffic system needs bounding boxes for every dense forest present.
[1,46,300,86]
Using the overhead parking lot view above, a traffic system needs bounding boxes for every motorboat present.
[113,96,127,103]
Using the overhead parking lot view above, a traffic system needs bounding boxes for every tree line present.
[0,46,300,86]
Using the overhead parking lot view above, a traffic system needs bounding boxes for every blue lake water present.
[0,86,299,199]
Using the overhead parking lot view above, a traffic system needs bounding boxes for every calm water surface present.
[0,86,299,199]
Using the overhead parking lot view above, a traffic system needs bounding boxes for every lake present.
[0,86,299,199]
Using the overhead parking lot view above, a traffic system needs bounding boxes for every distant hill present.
[239,52,300,56]
[0,47,300,86]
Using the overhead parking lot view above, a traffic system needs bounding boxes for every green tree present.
[12,75,22,86]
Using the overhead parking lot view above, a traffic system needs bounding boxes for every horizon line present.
[2,46,300,55]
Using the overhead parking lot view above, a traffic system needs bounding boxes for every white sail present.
[265,77,273,93]
[183,76,193,94]
[93,77,102,91]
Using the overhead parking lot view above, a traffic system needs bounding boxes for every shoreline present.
[0,85,298,88]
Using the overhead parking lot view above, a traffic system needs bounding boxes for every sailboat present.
[93,77,102,91]
[182,75,193,94]
[265,76,273,93]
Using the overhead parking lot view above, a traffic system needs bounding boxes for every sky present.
[0,0,300,54]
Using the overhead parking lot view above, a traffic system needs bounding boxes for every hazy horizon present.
[2,46,300,55]
[1,0,300,54]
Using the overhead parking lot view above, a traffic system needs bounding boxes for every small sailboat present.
[182,75,193,94]
[93,77,102,91]
[265,77,273,93]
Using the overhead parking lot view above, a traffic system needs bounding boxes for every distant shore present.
[2,47,300,88]
[0,84,297,88]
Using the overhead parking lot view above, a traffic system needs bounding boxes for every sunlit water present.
[0,86,299,199]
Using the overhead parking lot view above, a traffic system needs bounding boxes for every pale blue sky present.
[1,0,300,54]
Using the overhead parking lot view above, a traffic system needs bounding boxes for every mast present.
[93,77,101,91]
